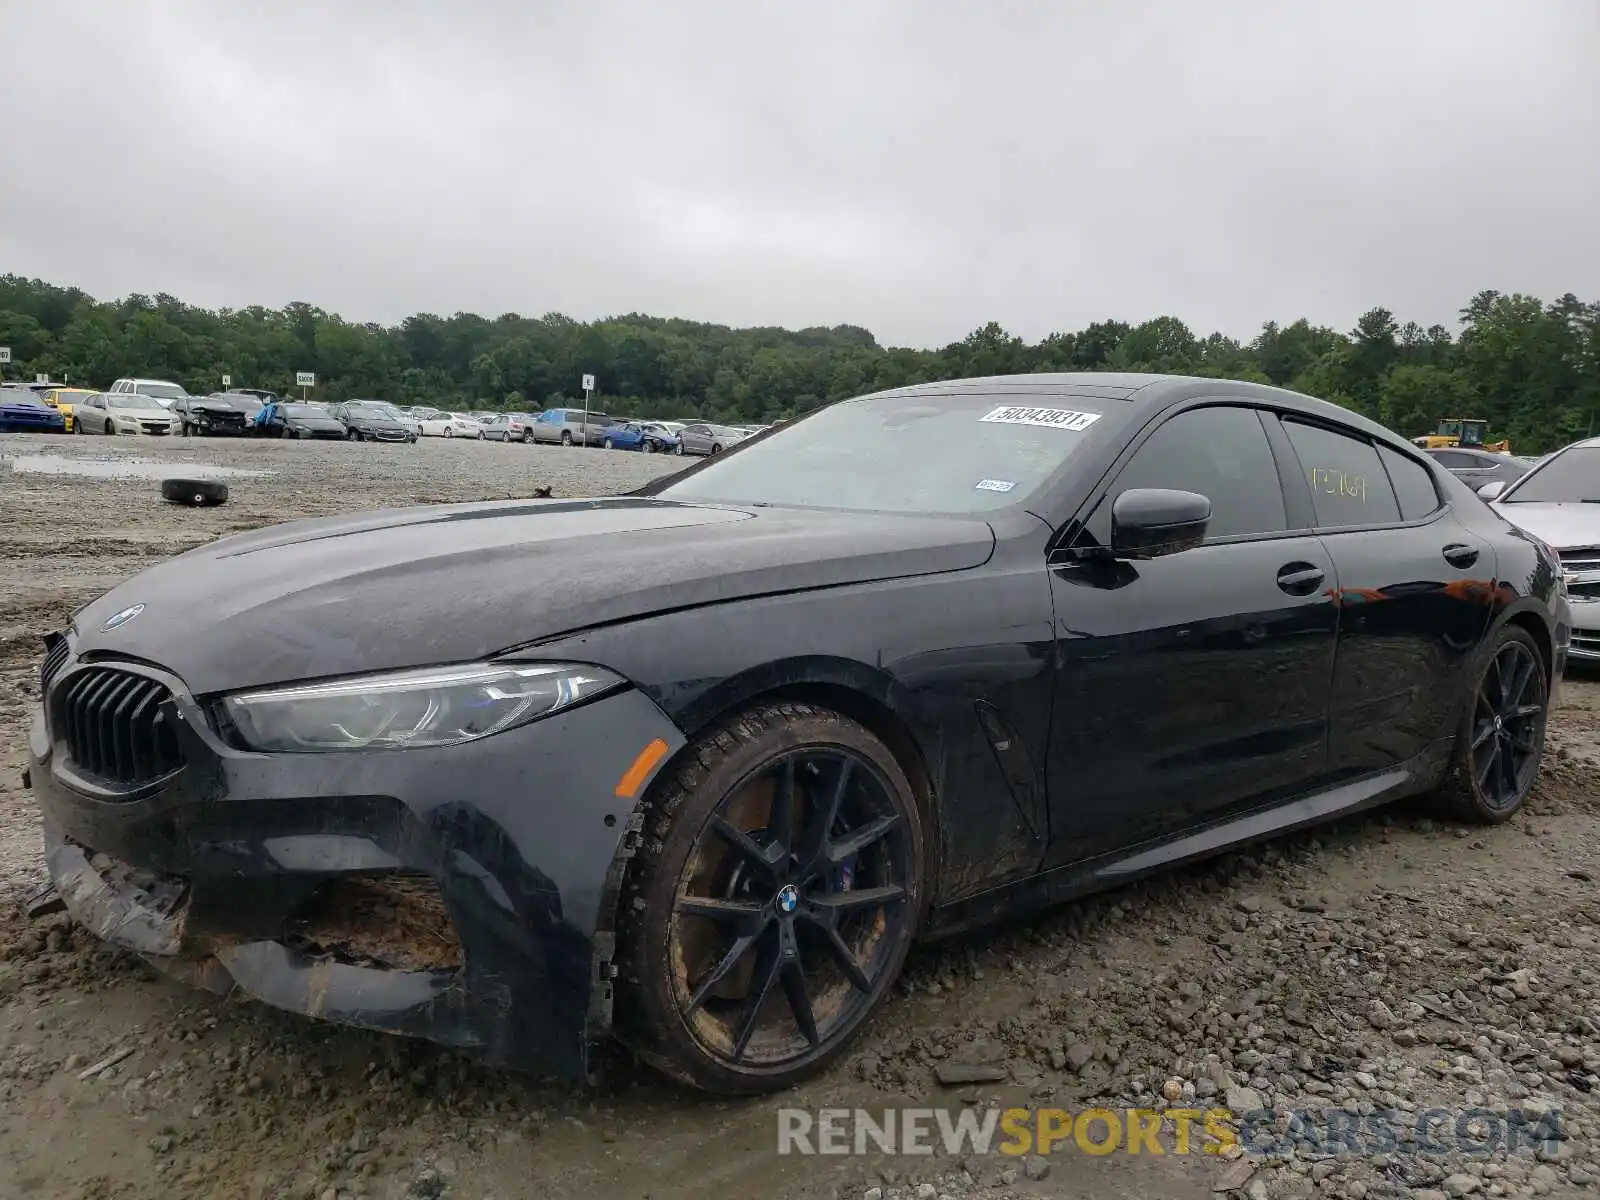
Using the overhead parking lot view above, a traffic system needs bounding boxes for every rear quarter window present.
[1378,445,1442,521]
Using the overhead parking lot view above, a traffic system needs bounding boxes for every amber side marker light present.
[615,737,670,798]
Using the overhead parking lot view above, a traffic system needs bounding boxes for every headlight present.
[221,661,625,753]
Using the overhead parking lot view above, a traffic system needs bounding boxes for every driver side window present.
[1084,405,1289,545]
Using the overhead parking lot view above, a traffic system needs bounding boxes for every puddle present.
[5,454,273,480]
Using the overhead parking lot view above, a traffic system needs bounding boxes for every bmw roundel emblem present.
[775,884,800,914]
[101,603,145,632]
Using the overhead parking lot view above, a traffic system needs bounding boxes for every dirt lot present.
[1,432,1597,1200]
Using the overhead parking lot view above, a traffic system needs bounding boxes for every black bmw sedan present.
[25,373,1570,1095]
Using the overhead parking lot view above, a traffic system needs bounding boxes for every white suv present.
[108,378,192,409]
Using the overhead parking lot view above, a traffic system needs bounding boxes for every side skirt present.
[923,737,1453,940]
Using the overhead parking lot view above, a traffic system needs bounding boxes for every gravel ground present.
[1,432,1598,1200]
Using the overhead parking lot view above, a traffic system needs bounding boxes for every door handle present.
[1442,543,1479,569]
[1276,562,1325,596]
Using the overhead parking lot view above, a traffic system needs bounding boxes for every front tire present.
[674,442,684,455]
[1439,626,1548,824]
[616,702,924,1094]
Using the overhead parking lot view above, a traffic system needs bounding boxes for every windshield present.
[138,383,188,400]
[657,393,1119,514]
[109,394,163,409]
[350,402,400,419]
[283,404,321,417]
[1502,446,1600,503]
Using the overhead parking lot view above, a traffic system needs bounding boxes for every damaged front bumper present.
[27,661,685,1079]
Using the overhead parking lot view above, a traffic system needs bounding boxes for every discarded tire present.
[161,478,229,506]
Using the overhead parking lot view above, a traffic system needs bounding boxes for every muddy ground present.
[0,432,1597,1200]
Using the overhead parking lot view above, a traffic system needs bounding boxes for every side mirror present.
[1477,481,1507,501]
[1111,488,1212,559]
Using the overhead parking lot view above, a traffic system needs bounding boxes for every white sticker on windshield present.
[980,405,1102,431]
[975,479,1016,492]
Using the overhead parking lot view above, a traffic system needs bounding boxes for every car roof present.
[857,371,1414,449]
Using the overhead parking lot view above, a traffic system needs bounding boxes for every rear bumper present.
[27,663,686,1078]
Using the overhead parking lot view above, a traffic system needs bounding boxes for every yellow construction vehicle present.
[1411,418,1511,455]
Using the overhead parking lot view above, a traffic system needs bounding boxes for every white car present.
[107,377,191,410]
[1480,437,1600,663]
[414,410,480,437]
[72,391,181,436]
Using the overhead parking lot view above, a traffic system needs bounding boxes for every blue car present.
[597,420,680,453]
[0,389,68,433]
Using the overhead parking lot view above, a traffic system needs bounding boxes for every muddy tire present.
[161,478,229,507]
[1438,625,1548,824]
[615,702,924,1094]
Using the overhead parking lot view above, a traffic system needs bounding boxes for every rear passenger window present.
[1283,421,1401,528]
[1378,445,1442,521]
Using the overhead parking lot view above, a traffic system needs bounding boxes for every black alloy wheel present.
[1441,626,1548,823]
[617,702,923,1093]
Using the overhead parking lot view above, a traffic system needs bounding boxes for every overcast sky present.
[2,0,1596,348]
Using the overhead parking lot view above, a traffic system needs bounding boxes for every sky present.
[2,0,1596,349]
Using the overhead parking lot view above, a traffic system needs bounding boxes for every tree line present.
[1,274,1595,454]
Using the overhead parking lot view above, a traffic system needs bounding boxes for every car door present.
[1044,403,1340,864]
[679,424,705,454]
[80,392,107,433]
[1277,419,1494,775]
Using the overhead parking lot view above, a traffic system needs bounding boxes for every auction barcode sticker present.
[980,406,1102,431]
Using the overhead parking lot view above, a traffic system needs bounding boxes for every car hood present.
[0,397,53,413]
[288,416,345,429]
[1492,501,1600,550]
[109,405,174,420]
[68,498,995,694]
[347,414,406,429]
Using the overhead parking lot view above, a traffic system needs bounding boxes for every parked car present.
[0,388,67,432]
[107,378,191,409]
[22,373,1569,1097]
[39,387,96,432]
[174,393,264,437]
[1479,437,1600,663]
[73,390,180,435]
[411,410,478,437]
[434,412,481,437]
[260,402,349,440]
[232,388,281,405]
[1423,447,1530,493]
[327,400,417,443]
[478,412,536,442]
[676,422,749,456]
[530,407,614,446]
[598,421,680,453]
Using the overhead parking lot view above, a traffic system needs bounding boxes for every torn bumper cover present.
[28,672,685,1079]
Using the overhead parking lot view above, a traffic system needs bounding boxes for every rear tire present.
[561,430,573,446]
[105,419,115,436]
[1438,626,1548,824]
[615,702,924,1094]
[603,437,614,450]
